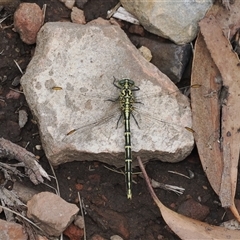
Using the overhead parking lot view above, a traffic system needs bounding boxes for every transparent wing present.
[63,82,194,145]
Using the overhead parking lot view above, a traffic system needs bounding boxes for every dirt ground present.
[0,0,239,239]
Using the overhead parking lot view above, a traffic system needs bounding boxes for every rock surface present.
[63,223,84,240]
[20,20,194,167]
[71,7,86,24]
[13,3,43,44]
[12,181,39,203]
[130,36,192,83]
[110,235,124,240]
[59,0,75,9]
[27,192,79,236]
[88,205,129,239]
[121,0,213,44]
[177,198,210,221]
[0,219,28,240]
[91,234,107,240]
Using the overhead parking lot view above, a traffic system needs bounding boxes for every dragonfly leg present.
[131,112,140,129]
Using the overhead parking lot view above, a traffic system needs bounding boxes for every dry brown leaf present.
[209,1,240,39]
[199,15,240,216]
[138,156,240,240]
[191,1,240,216]
[191,32,222,196]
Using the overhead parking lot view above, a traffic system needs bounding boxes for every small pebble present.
[59,0,75,9]
[13,3,44,44]
[63,223,84,240]
[12,76,21,86]
[75,183,83,191]
[71,7,86,24]
[221,219,240,230]
[90,234,107,240]
[74,215,84,229]
[138,46,152,61]
[177,198,210,221]
[6,89,21,99]
[110,235,124,240]
[35,145,42,150]
[129,24,145,36]
[18,109,28,128]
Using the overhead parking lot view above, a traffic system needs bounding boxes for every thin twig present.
[103,165,139,184]
[41,167,61,240]
[103,165,124,175]
[168,170,191,179]
[1,23,13,30]
[0,205,46,234]
[78,192,86,240]
[164,184,185,195]
[151,179,185,195]
[47,160,61,196]
[41,181,58,193]
[8,87,23,94]
[137,156,160,202]
[13,60,23,75]
[0,138,50,184]
[0,14,11,24]
[0,161,26,178]
[42,4,47,22]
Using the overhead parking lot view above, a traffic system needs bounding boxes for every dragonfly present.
[68,78,139,199]
[59,77,194,199]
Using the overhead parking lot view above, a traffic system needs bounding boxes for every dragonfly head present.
[118,78,135,88]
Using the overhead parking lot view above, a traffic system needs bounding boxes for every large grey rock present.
[121,0,213,44]
[20,20,194,167]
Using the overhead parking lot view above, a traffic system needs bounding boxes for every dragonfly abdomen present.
[118,78,137,199]
[124,111,132,199]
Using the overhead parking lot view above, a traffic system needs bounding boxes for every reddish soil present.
[0,1,238,239]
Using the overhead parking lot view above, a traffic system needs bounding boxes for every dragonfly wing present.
[129,84,193,162]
